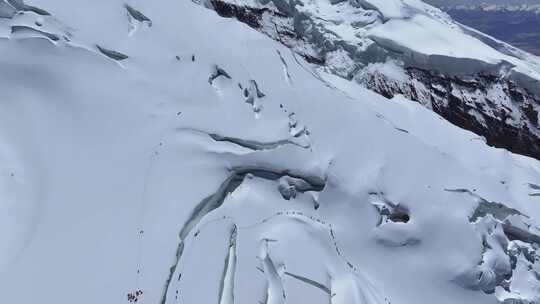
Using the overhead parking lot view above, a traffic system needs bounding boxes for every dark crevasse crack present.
[444,188,521,222]
[159,173,243,304]
[22,5,48,15]
[209,65,232,85]
[7,0,50,15]
[159,175,242,304]
[256,266,331,296]
[503,224,540,245]
[125,4,152,25]
[231,166,325,192]
[442,188,472,193]
[259,239,286,304]
[527,183,540,196]
[244,80,265,104]
[283,272,331,295]
[243,79,266,115]
[469,200,523,223]
[528,183,540,190]
[160,242,184,304]
[445,188,537,244]
[369,192,410,226]
[209,133,309,150]
[11,25,60,41]
[182,127,310,150]
[232,166,324,206]
[369,191,420,247]
[249,80,266,98]
[96,45,129,61]
[218,225,238,304]
[276,50,292,85]
[159,167,326,304]
[394,127,409,134]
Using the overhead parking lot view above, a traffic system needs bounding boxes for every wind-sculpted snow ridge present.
[195,0,540,161]
[2,1,540,304]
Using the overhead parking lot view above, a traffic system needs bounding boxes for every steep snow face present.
[197,0,540,161]
[199,0,540,77]
[1,1,540,304]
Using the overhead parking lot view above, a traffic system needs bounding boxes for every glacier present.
[0,0,540,304]
[199,0,540,161]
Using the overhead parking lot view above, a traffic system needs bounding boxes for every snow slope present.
[200,0,540,161]
[444,3,540,14]
[0,0,540,304]
[365,0,540,75]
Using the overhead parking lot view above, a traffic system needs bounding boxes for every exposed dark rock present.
[200,0,540,161]
[364,67,540,160]
[210,0,285,28]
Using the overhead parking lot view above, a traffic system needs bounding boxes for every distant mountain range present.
[427,0,540,6]
[444,3,540,13]
[442,4,540,55]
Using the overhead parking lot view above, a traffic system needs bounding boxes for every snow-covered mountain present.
[1,0,540,304]
[198,0,540,161]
